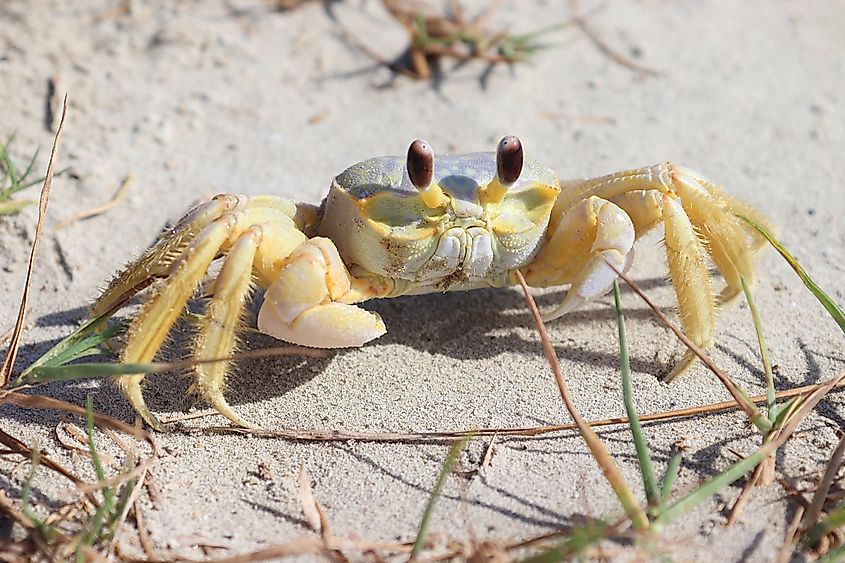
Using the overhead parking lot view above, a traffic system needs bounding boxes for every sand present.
[1,0,844,560]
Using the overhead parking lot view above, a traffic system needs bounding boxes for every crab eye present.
[407,139,434,190]
[496,135,523,186]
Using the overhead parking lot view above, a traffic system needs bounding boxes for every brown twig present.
[56,174,134,230]
[801,432,845,533]
[515,270,649,530]
[208,379,845,443]
[1,94,67,386]
[605,259,769,428]
[778,506,805,563]
[570,0,662,76]
[133,499,157,561]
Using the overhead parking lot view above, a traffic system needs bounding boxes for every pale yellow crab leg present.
[92,195,239,318]
[671,167,772,305]
[258,237,390,348]
[119,215,236,430]
[662,193,715,381]
[608,190,664,237]
[192,226,261,429]
[118,200,316,429]
[522,196,635,319]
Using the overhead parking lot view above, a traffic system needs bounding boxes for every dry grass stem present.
[133,499,157,561]
[515,270,649,531]
[212,380,844,443]
[605,258,768,429]
[801,433,845,534]
[56,174,134,229]
[0,95,67,386]
[779,506,805,563]
[299,463,322,532]
[570,0,661,76]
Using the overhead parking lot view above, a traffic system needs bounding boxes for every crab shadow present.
[8,276,680,426]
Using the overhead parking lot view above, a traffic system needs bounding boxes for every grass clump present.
[0,134,65,216]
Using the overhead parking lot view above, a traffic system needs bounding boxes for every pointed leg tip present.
[661,350,698,383]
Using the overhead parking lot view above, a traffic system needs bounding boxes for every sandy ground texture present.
[2,0,845,560]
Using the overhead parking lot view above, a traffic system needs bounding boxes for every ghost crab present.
[93,136,771,430]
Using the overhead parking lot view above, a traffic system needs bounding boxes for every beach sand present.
[1,1,844,559]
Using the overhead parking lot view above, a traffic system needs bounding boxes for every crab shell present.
[317,152,560,293]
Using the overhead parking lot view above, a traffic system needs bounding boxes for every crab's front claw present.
[258,237,387,348]
[524,196,635,320]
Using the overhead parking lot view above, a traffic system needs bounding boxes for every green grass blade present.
[740,276,776,423]
[18,166,68,192]
[77,396,115,560]
[19,147,39,183]
[655,446,769,527]
[0,199,37,215]
[659,451,683,502]
[410,436,471,560]
[108,472,137,536]
[85,395,112,498]
[740,214,845,334]
[20,361,170,384]
[21,444,56,542]
[18,313,124,380]
[613,280,659,507]
[520,519,614,562]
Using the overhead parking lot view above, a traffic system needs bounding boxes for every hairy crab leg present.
[119,214,236,430]
[92,195,239,318]
[662,193,715,381]
[670,167,771,305]
[115,197,316,429]
[192,226,261,428]
[532,162,771,380]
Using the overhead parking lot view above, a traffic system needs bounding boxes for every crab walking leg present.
[92,195,239,318]
[671,167,768,305]
[662,194,715,382]
[609,190,664,238]
[258,237,389,348]
[559,163,770,305]
[522,196,636,319]
[192,227,261,428]
[118,215,237,430]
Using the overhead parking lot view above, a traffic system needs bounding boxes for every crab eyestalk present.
[406,139,447,208]
[482,135,523,204]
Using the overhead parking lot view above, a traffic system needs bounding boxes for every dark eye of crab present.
[406,139,434,190]
[496,135,523,186]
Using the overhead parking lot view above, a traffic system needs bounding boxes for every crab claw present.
[257,237,387,348]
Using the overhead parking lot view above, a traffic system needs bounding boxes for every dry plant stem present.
[802,432,845,533]
[726,454,765,526]
[2,392,152,442]
[56,174,134,229]
[779,506,805,563]
[0,428,86,488]
[133,500,157,561]
[106,468,147,555]
[605,259,770,432]
[515,270,649,531]
[0,95,67,386]
[656,368,845,526]
[212,380,845,443]
[299,463,322,532]
[570,0,661,76]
